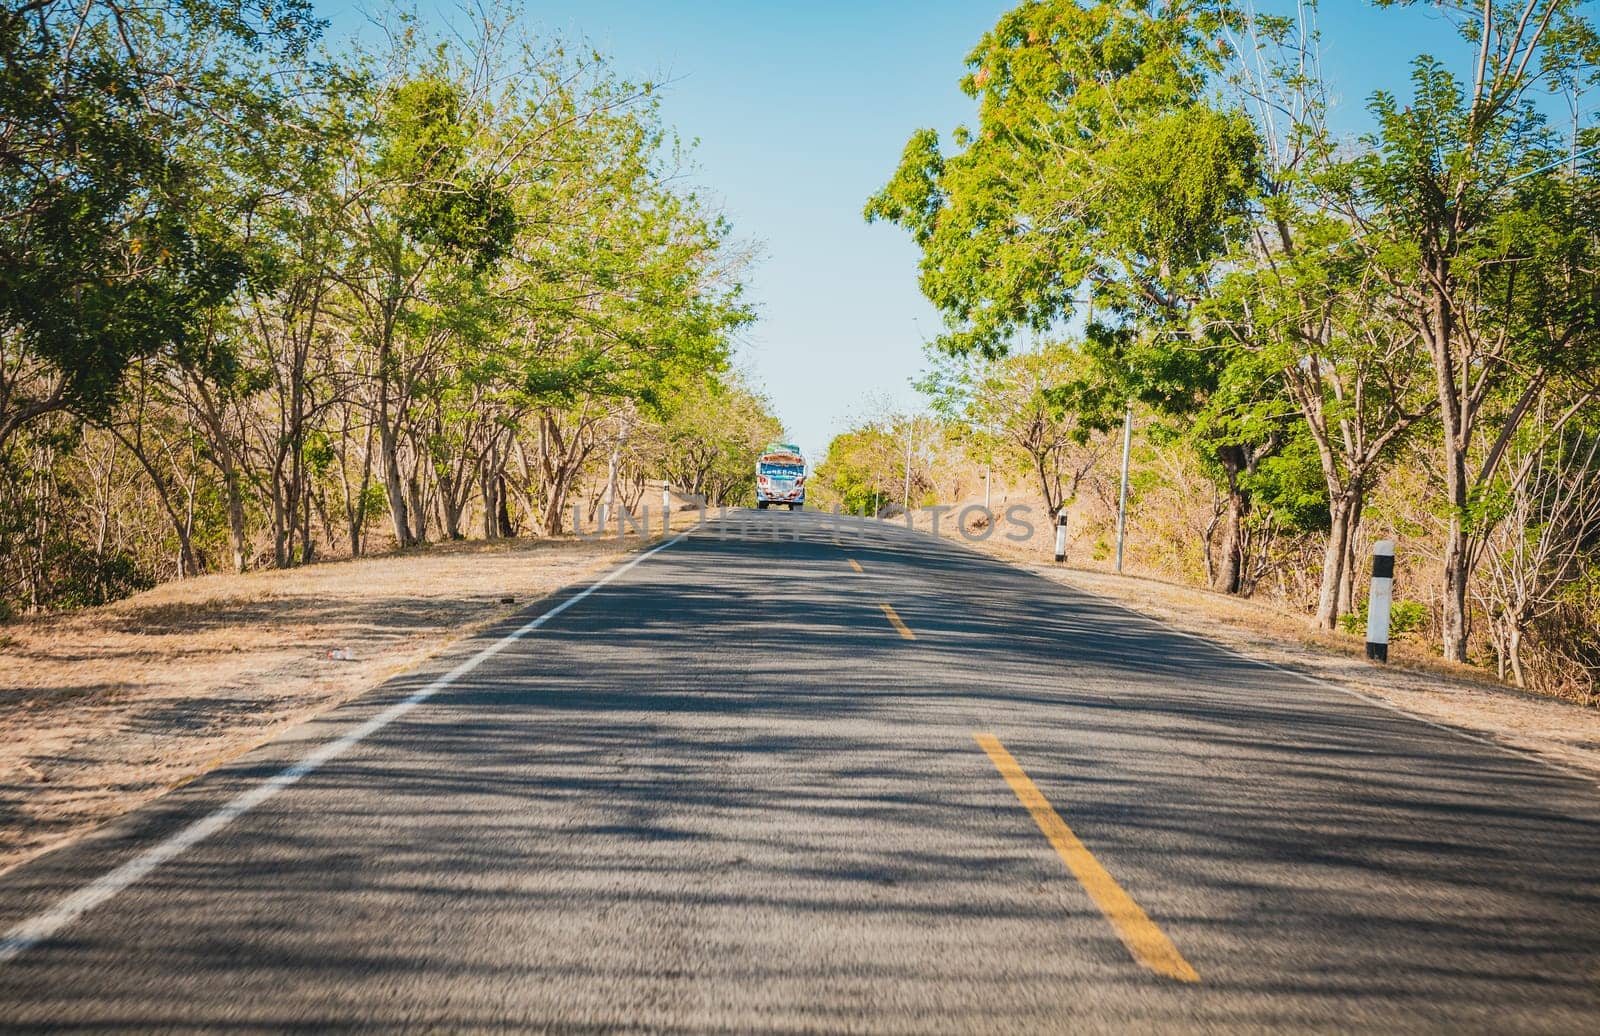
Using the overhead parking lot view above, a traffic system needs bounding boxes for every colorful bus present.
[755,443,806,510]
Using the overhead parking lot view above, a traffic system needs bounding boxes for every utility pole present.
[902,419,913,514]
[983,417,993,511]
[1115,406,1132,573]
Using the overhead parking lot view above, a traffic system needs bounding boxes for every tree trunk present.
[299,477,315,565]
[440,460,467,541]
[313,488,337,556]
[378,412,414,548]
[602,432,626,526]
[481,438,510,539]
[1441,517,1472,663]
[1212,447,1247,595]
[542,470,571,536]
[442,501,465,540]
[188,380,250,573]
[271,479,290,569]
[116,426,202,578]
[405,467,429,545]
[1338,486,1363,617]
[175,520,199,579]
[1315,492,1355,629]
[351,419,375,558]
[1031,449,1060,515]
[496,474,514,537]
[221,455,249,574]
[1427,262,1472,663]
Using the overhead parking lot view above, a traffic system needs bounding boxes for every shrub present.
[1338,599,1428,639]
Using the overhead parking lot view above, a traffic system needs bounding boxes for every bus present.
[755,444,806,510]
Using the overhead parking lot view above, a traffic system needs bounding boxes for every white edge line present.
[0,529,694,966]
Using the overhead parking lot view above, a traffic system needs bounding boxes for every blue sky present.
[322,2,1555,460]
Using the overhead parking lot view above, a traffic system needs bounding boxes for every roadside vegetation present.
[0,0,780,619]
[827,0,1600,701]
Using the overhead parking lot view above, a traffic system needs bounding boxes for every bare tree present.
[1478,421,1600,687]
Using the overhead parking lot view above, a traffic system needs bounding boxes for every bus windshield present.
[759,463,804,477]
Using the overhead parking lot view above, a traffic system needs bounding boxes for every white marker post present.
[1366,540,1395,662]
[661,484,671,537]
[1054,508,1069,564]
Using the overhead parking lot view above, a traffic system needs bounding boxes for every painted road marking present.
[975,733,1200,983]
[0,531,696,967]
[847,558,864,573]
[879,602,915,640]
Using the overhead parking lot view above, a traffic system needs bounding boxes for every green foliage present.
[919,340,1108,512]
[380,77,517,269]
[865,0,1251,358]
[0,1,320,427]
[869,0,1276,593]
[1248,433,1331,536]
[648,372,783,505]
[814,426,903,516]
[0,7,765,611]
[1339,600,1428,640]
[1347,0,1600,659]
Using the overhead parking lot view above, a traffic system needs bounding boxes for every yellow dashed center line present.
[878,602,915,640]
[974,733,1200,984]
[847,558,864,573]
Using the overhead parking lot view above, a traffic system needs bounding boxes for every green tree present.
[919,342,1104,515]
[0,1,318,444]
[646,373,783,505]
[341,62,518,548]
[1200,5,1435,625]
[815,423,908,516]
[1354,0,1600,660]
[866,0,1265,591]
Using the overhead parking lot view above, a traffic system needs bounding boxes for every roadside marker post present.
[1053,508,1069,564]
[1366,540,1395,662]
[661,484,671,536]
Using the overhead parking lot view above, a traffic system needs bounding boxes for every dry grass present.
[907,501,1600,782]
[0,533,648,875]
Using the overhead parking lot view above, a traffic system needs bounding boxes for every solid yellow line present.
[879,602,915,640]
[974,733,1200,983]
[847,558,864,573]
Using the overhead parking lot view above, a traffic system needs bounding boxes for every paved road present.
[3,511,1600,1032]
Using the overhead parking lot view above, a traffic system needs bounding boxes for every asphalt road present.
[3,510,1600,1033]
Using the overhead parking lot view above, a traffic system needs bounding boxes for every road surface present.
[3,511,1599,1032]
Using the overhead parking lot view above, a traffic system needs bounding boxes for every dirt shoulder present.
[906,505,1600,783]
[0,532,658,876]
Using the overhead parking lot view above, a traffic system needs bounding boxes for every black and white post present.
[1054,508,1069,564]
[1366,539,1395,662]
